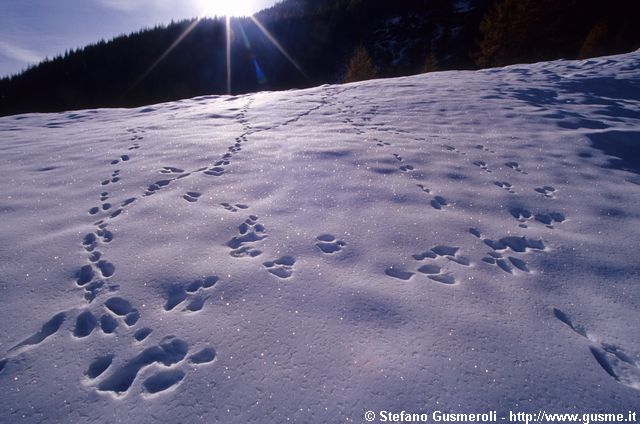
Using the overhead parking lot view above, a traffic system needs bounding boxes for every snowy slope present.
[1,51,640,423]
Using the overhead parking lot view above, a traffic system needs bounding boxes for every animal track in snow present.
[589,345,640,390]
[134,327,153,342]
[110,155,130,165]
[184,295,209,312]
[90,336,216,395]
[162,276,218,312]
[412,251,437,260]
[533,212,566,226]
[86,355,114,379]
[484,235,545,253]
[221,202,249,212]
[227,215,266,257]
[510,207,532,222]
[553,308,587,337]
[505,161,528,174]
[553,308,640,390]
[183,191,202,202]
[475,144,495,153]
[204,167,225,177]
[164,284,187,311]
[411,245,471,285]
[494,181,515,194]
[96,226,114,243]
[535,186,557,198]
[9,312,66,353]
[145,179,171,196]
[431,245,471,267]
[430,195,449,210]
[386,244,470,285]
[480,233,545,274]
[74,310,98,338]
[96,336,189,395]
[202,133,248,177]
[100,314,118,334]
[143,369,185,394]
[421,272,456,285]
[415,262,456,284]
[105,297,134,316]
[509,207,566,228]
[481,254,530,273]
[316,234,346,254]
[418,185,450,210]
[121,197,136,207]
[160,166,184,174]
[373,138,391,147]
[76,264,95,286]
[416,184,430,194]
[189,347,216,364]
[97,260,116,278]
[104,297,140,327]
[384,267,414,281]
[263,256,296,279]
[442,144,463,154]
[473,160,492,173]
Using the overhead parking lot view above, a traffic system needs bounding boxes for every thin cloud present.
[96,0,185,13]
[95,0,141,12]
[0,40,42,65]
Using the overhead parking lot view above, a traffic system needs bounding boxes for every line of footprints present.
[201,99,254,179]
[1,102,268,395]
[0,128,225,397]
[222,208,347,279]
[384,229,549,283]
[46,110,260,393]
[1,284,220,396]
[142,100,255,200]
[385,245,471,285]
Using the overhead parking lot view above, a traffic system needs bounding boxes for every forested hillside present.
[1,0,638,116]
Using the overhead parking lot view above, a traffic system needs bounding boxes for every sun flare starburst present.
[195,0,256,17]
[129,0,308,96]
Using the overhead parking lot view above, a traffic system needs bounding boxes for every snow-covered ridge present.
[1,50,639,422]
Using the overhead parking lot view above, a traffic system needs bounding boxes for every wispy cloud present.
[96,0,229,17]
[96,0,184,13]
[95,0,142,12]
[0,40,42,65]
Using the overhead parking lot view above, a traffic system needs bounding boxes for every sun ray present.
[238,20,269,85]
[249,15,309,80]
[226,16,232,94]
[129,18,202,93]
[128,5,308,99]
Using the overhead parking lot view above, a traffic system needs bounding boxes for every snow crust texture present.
[1,51,640,422]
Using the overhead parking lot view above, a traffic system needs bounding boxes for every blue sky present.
[0,0,279,78]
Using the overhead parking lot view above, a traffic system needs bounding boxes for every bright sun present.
[195,0,257,17]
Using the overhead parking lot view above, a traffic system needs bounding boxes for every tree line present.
[1,0,638,116]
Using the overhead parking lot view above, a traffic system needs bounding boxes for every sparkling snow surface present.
[1,51,640,422]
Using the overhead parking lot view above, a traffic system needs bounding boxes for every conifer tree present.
[344,45,377,83]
